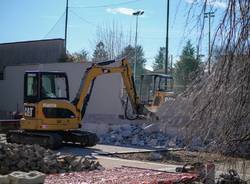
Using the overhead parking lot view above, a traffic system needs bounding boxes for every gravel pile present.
[99,124,185,148]
[0,143,103,174]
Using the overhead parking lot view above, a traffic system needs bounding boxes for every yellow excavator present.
[6,58,153,149]
[139,73,175,113]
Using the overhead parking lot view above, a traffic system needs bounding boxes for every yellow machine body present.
[21,58,148,132]
[21,100,79,130]
[139,73,175,113]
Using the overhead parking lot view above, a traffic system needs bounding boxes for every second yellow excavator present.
[6,58,153,149]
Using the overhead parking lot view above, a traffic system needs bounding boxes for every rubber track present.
[6,130,99,149]
[61,130,99,147]
[6,130,62,149]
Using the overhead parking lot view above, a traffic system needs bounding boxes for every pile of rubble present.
[99,123,185,148]
[0,143,103,175]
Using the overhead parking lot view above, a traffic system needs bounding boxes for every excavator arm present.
[72,58,150,120]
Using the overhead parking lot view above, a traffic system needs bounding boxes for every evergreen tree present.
[120,45,146,91]
[92,42,108,62]
[121,45,147,76]
[71,49,89,62]
[153,47,165,71]
[174,40,201,88]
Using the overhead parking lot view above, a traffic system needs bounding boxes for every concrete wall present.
[0,62,124,117]
[0,39,64,73]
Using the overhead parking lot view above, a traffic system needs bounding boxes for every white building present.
[0,62,124,121]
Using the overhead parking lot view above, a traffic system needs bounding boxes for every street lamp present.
[132,10,144,79]
[204,11,215,74]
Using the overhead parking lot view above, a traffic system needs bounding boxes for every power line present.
[70,0,142,8]
[43,12,66,39]
[69,9,96,27]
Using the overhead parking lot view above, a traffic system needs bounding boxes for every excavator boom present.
[72,58,148,120]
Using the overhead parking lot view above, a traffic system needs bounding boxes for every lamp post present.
[132,10,144,79]
[64,0,69,55]
[204,11,214,74]
[165,0,170,75]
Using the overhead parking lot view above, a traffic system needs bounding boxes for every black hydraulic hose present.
[80,78,96,120]
[124,96,139,120]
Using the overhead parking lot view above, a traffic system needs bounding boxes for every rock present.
[8,171,27,184]
[131,136,139,145]
[0,143,103,175]
[143,123,159,134]
[17,160,26,169]
[25,171,46,184]
[149,152,163,161]
[71,156,83,168]
[81,158,91,169]
[0,174,9,184]
[8,171,45,184]
[149,139,158,146]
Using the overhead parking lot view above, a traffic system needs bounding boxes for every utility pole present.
[132,10,144,79]
[170,54,173,75]
[204,11,214,74]
[196,45,199,60]
[64,0,69,54]
[165,0,170,75]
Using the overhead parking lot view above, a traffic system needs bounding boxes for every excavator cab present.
[139,73,175,113]
[24,71,69,103]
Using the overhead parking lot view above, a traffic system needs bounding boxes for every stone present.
[0,174,9,184]
[149,152,163,161]
[81,158,91,169]
[8,171,27,184]
[143,123,160,134]
[0,143,102,174]
[17,160,26,169]
[8,171,46,184]
[149,139,158,146]
[71,156,83,168]
[25,171,46,184]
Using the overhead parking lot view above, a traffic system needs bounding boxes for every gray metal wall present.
[0,62,124,116]
[0,39,65,73]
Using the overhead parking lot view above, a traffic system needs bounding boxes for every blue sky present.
[0,0,226,70]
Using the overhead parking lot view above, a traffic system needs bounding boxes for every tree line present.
[61,22,201,91]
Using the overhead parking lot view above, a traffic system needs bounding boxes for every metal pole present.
[165,0,169,75]
[170,54,173,75]
[64,0,69,54]
[205,11,214,74]
[208,13,211,74]
[134,15,138,79]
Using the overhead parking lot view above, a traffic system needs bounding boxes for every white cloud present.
[208,0,227,9]
[185,0,197,4]
[185,0,227,9]
[106,7,136,16]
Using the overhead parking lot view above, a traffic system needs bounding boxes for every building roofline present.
[0,38,64,46]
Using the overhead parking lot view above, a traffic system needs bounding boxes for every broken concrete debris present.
[99,124,186,148]
[0,171,46,184]
[0,143,103,175]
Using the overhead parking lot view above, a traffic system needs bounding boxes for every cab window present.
[26,73,38,97]
[41,74,68,99]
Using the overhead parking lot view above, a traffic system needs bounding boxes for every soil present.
[111,150,250,165]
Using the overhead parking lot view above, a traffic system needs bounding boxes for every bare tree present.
[159,0,250,156]
[94,20,133,59]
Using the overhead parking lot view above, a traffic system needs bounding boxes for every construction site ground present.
[1,133,250,183]
[58,143,250,181]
